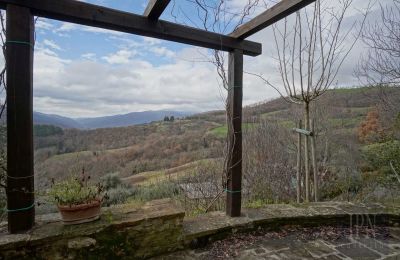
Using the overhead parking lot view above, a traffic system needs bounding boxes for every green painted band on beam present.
[5,202,35,213]
[224,189,242,193]
[5,40,34,48]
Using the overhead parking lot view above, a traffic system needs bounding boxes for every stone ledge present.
[0,201,399,259]
[183,202,400,248]
[0,199,185,259]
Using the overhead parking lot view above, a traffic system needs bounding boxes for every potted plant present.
[48,170,104,225]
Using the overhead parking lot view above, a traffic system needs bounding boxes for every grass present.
[210,123,258,138]
[331,87,367,94]
[279,120,296,129]
[329,117,364,128]
[260,109,289,119]
[347,107,371,114]
[122,158,216,186]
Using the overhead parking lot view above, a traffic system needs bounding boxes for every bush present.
[361,140,400,178]
[133,182,179,202]
[101,173,135,206]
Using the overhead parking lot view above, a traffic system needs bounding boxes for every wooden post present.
[6,4,35,233]
[226,49,243,217]
[296,120,302,203]
[311,119,318,202]
[304,104,310,202]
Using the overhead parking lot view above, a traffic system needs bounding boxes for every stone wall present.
[0,201,399,259]
[0,199,185,259]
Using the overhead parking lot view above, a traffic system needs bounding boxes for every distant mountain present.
[32,110,192,129]
[75,110,191,129]
[34,112,84,129]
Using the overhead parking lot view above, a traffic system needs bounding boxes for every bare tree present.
[251,0,368,202]
[356,0,400,114]
[357,0,400,87]
[171,0,261,209]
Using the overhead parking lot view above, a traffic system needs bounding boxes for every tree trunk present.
[296,120,302,203]
[311,119,318,202]
[304,102,310,202]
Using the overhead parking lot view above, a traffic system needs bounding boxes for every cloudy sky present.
[9,0,386,118]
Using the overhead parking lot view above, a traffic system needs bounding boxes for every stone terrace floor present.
[158,226,400,259]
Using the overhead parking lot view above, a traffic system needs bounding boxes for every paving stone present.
[321,255,343,260]
[389,228,400,239]
[326,237,353,246]
[381,255,400,260]
[336,243,381,259]
[260,238,292,252]
[304,240,335,257]
[254,248,268,255]
[276,246,315,259]
[355,236,396,255]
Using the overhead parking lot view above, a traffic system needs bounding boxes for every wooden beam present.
[0,0,261,56]
[226,49,243,217]
[6,4,35,233]
[230,0,316,39]
[144,0,171,20]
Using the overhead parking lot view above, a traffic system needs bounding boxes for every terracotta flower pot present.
[58,199,101,225]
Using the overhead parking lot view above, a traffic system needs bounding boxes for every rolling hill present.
[32,110,192,129]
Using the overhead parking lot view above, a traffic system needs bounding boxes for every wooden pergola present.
[0,0,315,233]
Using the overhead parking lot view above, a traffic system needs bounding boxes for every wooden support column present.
[6,4,35,233]
[226,49,243,217]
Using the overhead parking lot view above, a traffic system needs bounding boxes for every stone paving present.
[157,227,400,260]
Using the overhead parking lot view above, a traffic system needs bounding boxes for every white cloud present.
[36,19,54,30]
[29,0,392,118]
[143,37,162,45]
[54,22,126,36]
[102,49,138,64]
[55,22,76,33]
[43,39,62,51]
[150,47,175,58]
[32,46,235,117]
[81,53,97,61]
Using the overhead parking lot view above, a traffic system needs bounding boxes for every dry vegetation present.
[26,86,400,215]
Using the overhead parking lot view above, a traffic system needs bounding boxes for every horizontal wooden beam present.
[0,0,261,56]
[144,0,170,20]
[230,0,316,39]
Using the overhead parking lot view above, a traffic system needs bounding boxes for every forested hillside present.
[28,88,400,192]
[30,86,400,210]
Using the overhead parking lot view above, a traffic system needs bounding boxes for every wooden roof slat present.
[144,0,171,20]
[230,0,316,39]
[0,0,261,56]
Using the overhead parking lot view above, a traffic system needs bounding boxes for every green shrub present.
[361,140,400,177]
[101,172,124,190]
[133,182,179,202]
[101,173,135,206]
[361,140,400,191]
[103,187,135,206]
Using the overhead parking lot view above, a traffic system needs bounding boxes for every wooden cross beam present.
[230,0,316,39]
[144,0,171,20]
[0,0,261,56]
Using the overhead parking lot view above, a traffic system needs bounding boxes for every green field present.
[210,123,258,138]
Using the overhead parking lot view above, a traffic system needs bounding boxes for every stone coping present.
[183,202,400,247]
[0,198,185,251]
[0,201,399,258]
